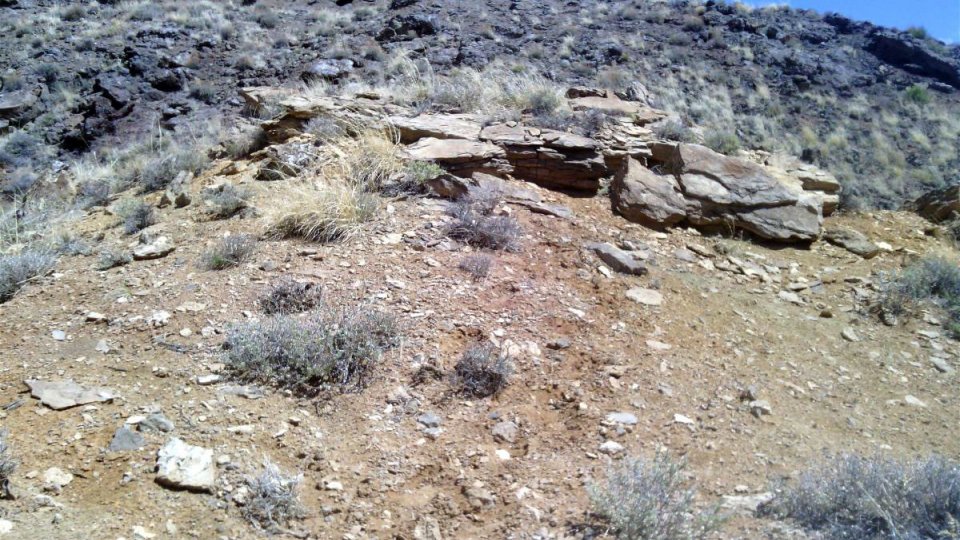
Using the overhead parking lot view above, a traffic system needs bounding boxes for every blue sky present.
[749,1,960,42]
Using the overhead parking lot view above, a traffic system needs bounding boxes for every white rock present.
[625,288,663,306]
[495,449,511,461]
[598,441,624,455]
[673,414,695,426]
[42,467,73,489]
[606,412,638,425]
[156,438,216,492]
[0,519,12,535]
[841,327,860,342]
[645,340,672,351]
[147,310,171,327]
[196,374,220,385]
[132,525,156,540]
[904,395,928,408]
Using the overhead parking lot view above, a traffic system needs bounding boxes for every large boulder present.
[611,158,686,227]
[611,143,823,242]
[867,30,960,89]
[907,184,960,223]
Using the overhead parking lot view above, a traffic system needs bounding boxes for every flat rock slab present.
[25,379,116,410]
[108,426,146,452]
[586,242,647,275]
[133,236,175,260]
[389,114,481,143]
[156,438,216,492]
[824,228,880,258]
[626,288,663,306]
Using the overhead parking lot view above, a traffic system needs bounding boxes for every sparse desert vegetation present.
[0,1,958,538]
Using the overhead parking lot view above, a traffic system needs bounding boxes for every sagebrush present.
[589,452,723,540]
[451,342,512,397]
[224,305,399,395]
[244,460,305,531]
[760,454,960,539]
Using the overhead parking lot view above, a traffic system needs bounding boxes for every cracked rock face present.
[155,438,215,493]
[611,144,824,243]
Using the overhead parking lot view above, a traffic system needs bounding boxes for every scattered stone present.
[147,310,171,327]
[841,327,860,342]
[155,438,216,492]
[108,426,146,452]
[491,421,518,444]
[495,449,511,461]
[546,338,571,350]
[132,525,156,540]
[196,374,220,386]
[646,340,672,351]
[777,291,803,305]
[51,330,66,341]
[85,312,107,323]
[605,412,638,425]
[626,288,663,306]
[749,400,772,418]
[25,379,116,410]
[586,242,648,275]
[423,428,442,440]
[417,412,441,428]
[824,228,880,259]
[930,357,954,374]
[673,414,696,426]
[42,468,73,491]
[598,440,624,455]
[133,236,176,260]
[904,395,928,408]
[721,492,775,513]
[0,519,11,535]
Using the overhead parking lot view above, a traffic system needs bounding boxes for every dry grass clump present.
[202,183,251,219]
[451,342,512,398]
[117,200,156,235]
[878,255,960,337]
[264,127,401,242]
[760,454,960,539]
[589,452,723,540]
[224,304,399,396]
[0,250,57,303]
[201,234,257,270]
[445,189,522,252]
[265,183,378,243]
[458,253,493,281]
[259,280,323,315]
[243,460,305,532]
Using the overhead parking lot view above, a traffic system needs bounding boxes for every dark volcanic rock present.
[867,30,960,89]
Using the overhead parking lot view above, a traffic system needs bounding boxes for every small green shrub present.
[140,146,209,192]
[201,234,256,270]
[243,460,305,531]
[905,84,932,106]
[879,255,960,337]
[704,131,741,155]
[451,342,512,397]
[907,26,929,39]
[223,305,399,395]
[654,120,697,143]
[760,454,960,539]
[0,250,57,302]
[254,10,280,29]
[458,253,493,281]
[589,452,723,540]
[203,184,250,219]
[118,201,156,235]
[0,430,16,499]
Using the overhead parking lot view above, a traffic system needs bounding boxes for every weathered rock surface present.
[867,30,960,89]
[480,124,607,191]
[25,379,116,410]
[907,184,960,223]
[824,228,880,258]
[406,138,510,178]
[585,242,648,275]
[611,143,823,242]
[156,438,216,493]
[389,114,482,144]
[133,236,176,260]
[611,158,686,228]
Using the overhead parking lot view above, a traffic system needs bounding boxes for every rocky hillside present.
[1,1,960,539]
[1,0,959,210]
